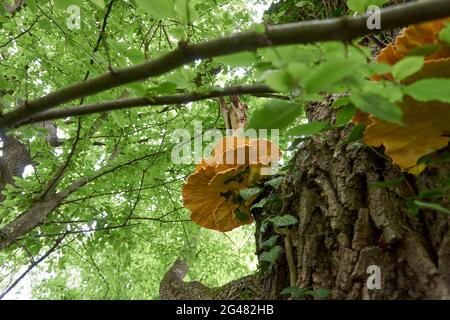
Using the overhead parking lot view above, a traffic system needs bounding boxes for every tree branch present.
[0,234,66,300]
[0,151,162,251]
[0,18,39,49]
[23,84,279,124]
[1,0,448,131]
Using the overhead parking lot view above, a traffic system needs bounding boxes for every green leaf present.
[269,214,298,227]
[418,188,449,199]
[392,56,424,81]
[408,44,441,57]
[403,78,450,103]
[405,199,420,216]
[0,75,10,89]
[368,177,404,189]
[111,110,127,128]
[439,22,450,45]
[215,52,257,67]
[125,49,145,64]
[136,0,177,19]
[259,245,283,263]
[364,63,392,76]
[234,208,251,222]
[251,198,267,210]
[169,26,187,41]
[265,69,294,92]
[265,176,284,188]
[27,0,38,13]
[54,0,83,10]
[259,45,320,68]
[414,201,450,215]
[303,59,360,93]
[124,82,146,95]
[262,235,279,249]
[248,100,303,130]
[347,0,388,13]
[313,288,332,299]
[249,23,265,34]
[350,92,403,125]
[287,121,328,136]
[239,187,261,200]
[346,0,366,13]
[280,286,309,299]
[345,123,365,144]
[335,105,356,127]
[174,0,197,24]
[155,82,178,94]
[90,0,105,8]
[331,96,351,109]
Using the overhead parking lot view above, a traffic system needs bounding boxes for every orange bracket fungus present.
[182,97,281,232]
[353,18,450,174]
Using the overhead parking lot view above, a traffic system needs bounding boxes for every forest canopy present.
[0,0,449,300]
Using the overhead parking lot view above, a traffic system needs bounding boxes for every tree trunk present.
[0,134,33,201]
[258,99,450,299]
[160,99,450,300]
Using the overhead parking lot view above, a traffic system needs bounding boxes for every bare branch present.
[0,151,162,251]
[29,223,139,238]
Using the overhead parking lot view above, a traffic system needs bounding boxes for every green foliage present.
[264,176,284,188]
[346,0,389,13]
[368,177,405,189]
[335,105,356,127]
[281,286,331,300]
[439,22,450,45]
[54,0,83,10]
[268,214,298,227]
[239,187,262,200]
[392,56,424,81]
[287,121,328,136]
[403,79,450,103]
[215,52,258,68]
[413,201,450,215]
[136,0,177,19]
[408,44,441,57]
[350,92,403,125]
[345,123,365,143]
[261,235,279,249]
[1,0,449,300]
[303,59,361,93]
[259,245,283,264]
[0,0,261,300]
[265,69,295,92]
[248,100,304,131]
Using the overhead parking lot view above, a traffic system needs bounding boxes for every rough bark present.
[2,0,25,14]
[0,121,61,202]
[160,259,262,300]
[262,100,450,299]
[0,134,33,201]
